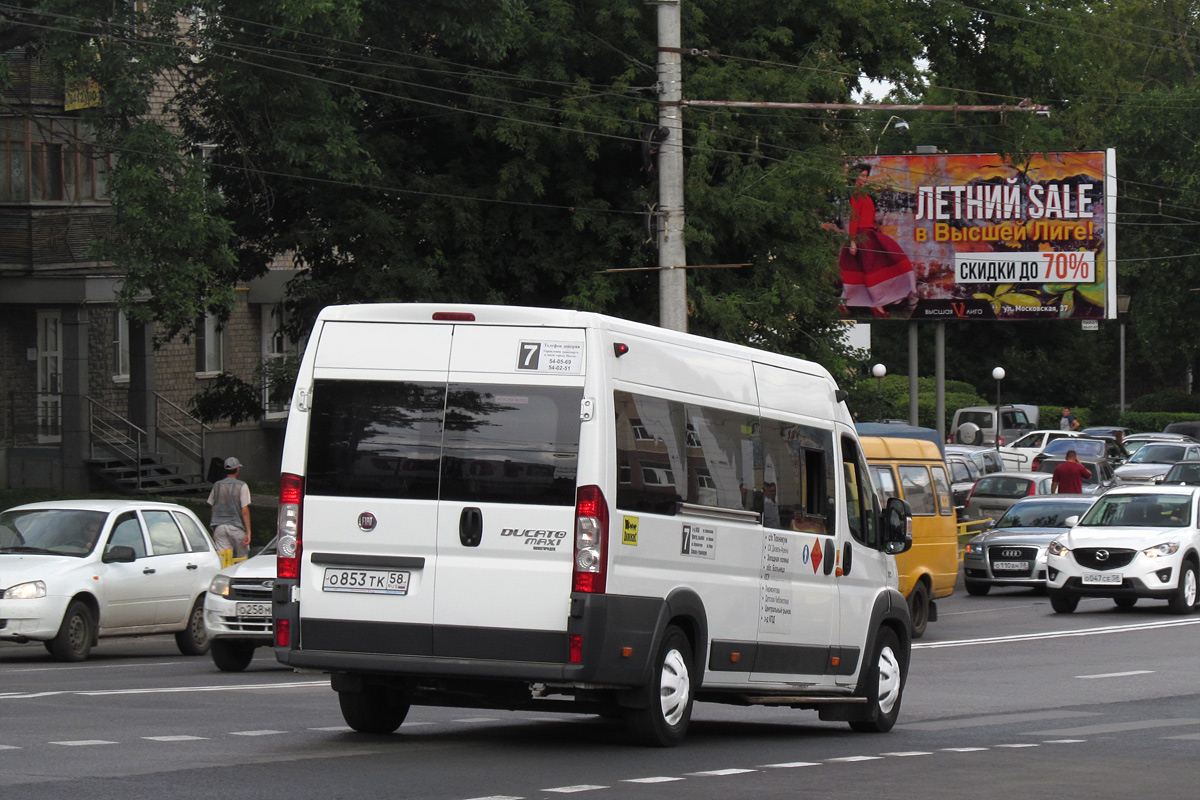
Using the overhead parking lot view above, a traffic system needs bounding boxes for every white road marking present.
[881,751,932,756]
[760,762,820,768]
[230,730,286,737]
[542,786,608,793]
[309,726,351,731]
[622,777,685,783]
[0,680,328,701]
[452,718,501,723]
[51,740,117,746]
[995,743,1039,748]
[4,661,179,674]
[1165,732,1200,740]
[143,735,208,742]
[914,617,1200,649]
[941,747,988,752]
[463,796,524,800]
[687,769,757,776]
[1077,670,1154,679]
[826,756,883,763]
[1044,739,1086,743]
[901,710,1098,731]
[0,745,21,750]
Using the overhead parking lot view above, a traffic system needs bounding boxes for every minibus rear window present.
[304,379,582,506]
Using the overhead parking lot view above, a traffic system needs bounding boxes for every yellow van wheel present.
[907,582,930,639]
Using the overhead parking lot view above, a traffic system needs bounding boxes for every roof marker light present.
[432,312,476,321]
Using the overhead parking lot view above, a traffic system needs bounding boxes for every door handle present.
[459,507,483,547]
[142,567,156,575]
[841,541,853,576]
[186,563,199,570]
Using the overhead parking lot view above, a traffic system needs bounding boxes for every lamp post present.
[874,116,909,154]
[1117,294,1131,413]
[992,366,1006,453]
[872,363,887,422]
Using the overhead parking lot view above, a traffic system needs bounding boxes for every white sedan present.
[0,499,222,661]
[997,429,1085,471]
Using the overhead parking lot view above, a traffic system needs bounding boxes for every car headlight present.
[1047,540,1069,557]
[964,542,985,556]
[208,574,232,597]
[2,580,47,600]
[1142,541,1180,558]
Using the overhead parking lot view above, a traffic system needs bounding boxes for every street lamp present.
[992,366,1006,453]
[874,116,909,154]
[872,363,887,422]
[1117,294,1131,413]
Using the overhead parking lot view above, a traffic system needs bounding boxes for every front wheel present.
[1113,597,1137,610]
[964,581,991,597]
[1049,591,1079,614]
[48,599,95,662]
[211,640,257,672]
[907,582,930,639]
[850,626,905,733]
[625,625,694,747]
[175,597,210,656]
[338,684,410,734]
[1167,561,1198,614]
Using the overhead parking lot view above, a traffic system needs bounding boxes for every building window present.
[0,118,111,202]
[261,303,300,419]
[113,309,130,381]
[195,313,223,375]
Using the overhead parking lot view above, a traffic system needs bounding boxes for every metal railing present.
[155,392,211,475]
[87,396,147,490]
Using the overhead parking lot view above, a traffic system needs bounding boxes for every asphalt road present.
[2,583,1198,800]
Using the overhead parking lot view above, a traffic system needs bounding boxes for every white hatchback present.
[204,537,276,671]
[1046,486,1200,614]
[0,499,222,661]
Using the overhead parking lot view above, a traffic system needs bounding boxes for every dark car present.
[1036,457,1116,494]
[1081,426,1134,439]
[962,495,1095,595]
[1156,459,1200,486]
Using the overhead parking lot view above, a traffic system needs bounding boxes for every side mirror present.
[1064,515,1080,527]
[102,545,137,563]
[881,496,913,554]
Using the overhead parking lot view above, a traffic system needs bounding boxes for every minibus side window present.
[929,465,953,516]
[841,437,879,547]
[898,465,936,516]
[682,403,756,513]
[870,465,897,511]
[760,417,835,532]
[615,391,687,515]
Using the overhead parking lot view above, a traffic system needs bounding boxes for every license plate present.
[235,602,271,617]
[992,561,1030,571]
[1082,572,1123,585]
[322,568,410,595]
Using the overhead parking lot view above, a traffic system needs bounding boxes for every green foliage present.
[1130,390,1200,414]
[1120,411,1200,433]
[188,373,264,427]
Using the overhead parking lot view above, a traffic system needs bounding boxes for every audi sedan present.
[0,500,221,661]
[962,495,1095,596]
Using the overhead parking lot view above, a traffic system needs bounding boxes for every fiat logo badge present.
[358,512,377,531]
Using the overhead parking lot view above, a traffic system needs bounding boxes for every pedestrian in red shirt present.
[1052,450,1092,494]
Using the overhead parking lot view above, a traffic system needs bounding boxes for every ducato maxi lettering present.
[501,528,568,550]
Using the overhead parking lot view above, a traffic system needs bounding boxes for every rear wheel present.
[48,600,94,662]
[338,685,410,734]
[849,627,904,733]
[1049,591,1079,614]
[625,625,694,747]
[907,581,931,639]
[210,640,257,672]
[964,581,991,597]
[175,597,210,656]
[1167,561,1198,614]
[1113,597,1137,610]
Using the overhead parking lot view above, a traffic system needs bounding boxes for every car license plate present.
[1082,572,1123,585]
[322,568,410,595]
[235,602,271,617]
[992,561,1030,571]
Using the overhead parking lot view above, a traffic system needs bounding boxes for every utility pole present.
[654,0,687,332]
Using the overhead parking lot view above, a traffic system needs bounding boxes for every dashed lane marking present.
[50,740,117,747]
[995,743,1039,748]
[1030,719,1200,736]
[1077,670,1155,679]
[941,747,988,752]
[880,751,932,757]
[914,618,1200,649]
[686,769,757,776]
[759,762,820,768]
[542,786,608,794]
[143,735,208,742]
[622,777,686,784]
[230,730,287,737]
[827,756,883,763]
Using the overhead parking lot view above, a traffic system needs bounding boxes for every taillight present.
[277,472,304,580]
[1032,457,1043,471]
[998,436,1005,446]
[572,485,609,593]
[1027,480,1038,496]
[276,618,291,648]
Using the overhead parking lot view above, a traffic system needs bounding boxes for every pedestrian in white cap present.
[207,456,251,559]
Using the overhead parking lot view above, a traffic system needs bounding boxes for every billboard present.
[833,150,1116,321]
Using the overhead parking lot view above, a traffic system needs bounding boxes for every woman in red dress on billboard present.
[838,163,915,317]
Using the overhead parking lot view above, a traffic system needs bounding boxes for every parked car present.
[1081,426,1135,439]
[0,500,221,661]
[963,471,1056,522]
[1029,437,1122,472]
[945,453,982,518]
[1035,456,1117,495]
[997,429,1085,471]
[962,494,1095,596]
[1156,460,1200,486]
[949,405,1035,446]
[1163,421,1200,440]
[945,444,1004,476]
[1114,441,1200,485]
[1046,486,1200,613]
[1123,432,1199,457]
[204,537,277,672]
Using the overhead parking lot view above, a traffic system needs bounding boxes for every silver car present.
[962,495,1096,595]
[963,471,1055,522]
[1114,442,1200,485]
